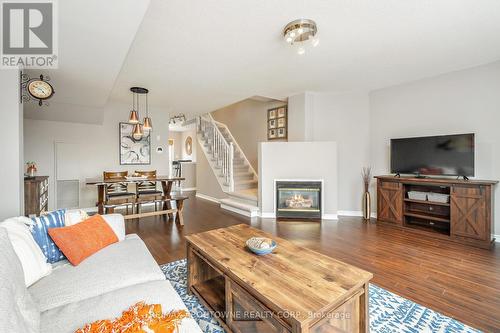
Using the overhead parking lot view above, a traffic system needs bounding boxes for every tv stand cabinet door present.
[377,180,403,224]
[450,185,489,241]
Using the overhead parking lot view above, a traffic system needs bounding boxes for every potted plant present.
[362,167,372,220]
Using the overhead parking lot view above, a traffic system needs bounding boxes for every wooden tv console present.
[375,175,497,249]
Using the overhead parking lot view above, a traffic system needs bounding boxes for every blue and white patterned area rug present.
[161,260,480,333]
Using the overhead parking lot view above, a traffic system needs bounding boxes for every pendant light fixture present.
[128,87,151,140]
[132,90,143,139]
[143,93,152,131]
[128,92,139,124]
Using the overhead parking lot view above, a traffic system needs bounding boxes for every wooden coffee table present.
[186,224,373,333]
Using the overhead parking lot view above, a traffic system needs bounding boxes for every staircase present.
[197,114,259,217]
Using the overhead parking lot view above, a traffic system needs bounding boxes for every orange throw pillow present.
[48,214,118,266]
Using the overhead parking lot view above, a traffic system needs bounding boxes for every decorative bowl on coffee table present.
[246,237,277,255]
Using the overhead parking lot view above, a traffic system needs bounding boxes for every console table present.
[375,175,497,249]
[24,176,49,216]
[186,224,373,333]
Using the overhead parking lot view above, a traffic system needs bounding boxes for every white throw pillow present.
[65,210,125,241]
[0,217,52,286]
[64,209,89,226]
[101,214,126,241]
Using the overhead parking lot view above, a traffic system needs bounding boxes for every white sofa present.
[0,214,202,333]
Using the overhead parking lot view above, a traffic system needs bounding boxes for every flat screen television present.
[391,133,475,177]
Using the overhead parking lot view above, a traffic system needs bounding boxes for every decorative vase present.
[27,165,37,177]
[362,191,371,220]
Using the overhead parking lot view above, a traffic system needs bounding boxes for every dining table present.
[85,176,185,215]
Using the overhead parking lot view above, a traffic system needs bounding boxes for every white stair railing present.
[198,115,234,192]
[206,114,258,180]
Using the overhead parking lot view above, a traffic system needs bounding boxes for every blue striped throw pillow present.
[30,209,66,263]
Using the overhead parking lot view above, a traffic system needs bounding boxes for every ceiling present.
[23,0,150,123]
[25,0,500,123]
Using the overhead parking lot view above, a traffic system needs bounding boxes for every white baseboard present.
[338,210,377,218]
[322,214,338,220]
[180,187,197,192]
[221,204,259,218]
[260,212,276,218]
[493,234,500,242]
[195,193,221,204]
[337,210,362,217]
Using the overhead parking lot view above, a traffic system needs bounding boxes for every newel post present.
[229,142,234,192]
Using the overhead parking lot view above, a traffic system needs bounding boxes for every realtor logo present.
[1,0,58,68]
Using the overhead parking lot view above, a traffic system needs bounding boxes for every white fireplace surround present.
[259,142,338,220]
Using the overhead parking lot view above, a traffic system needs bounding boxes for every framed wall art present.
[277,117,286,128]
[277,107,286,118]
[277,127,287,138]
[119,122,151,165]
[267,105,288,140]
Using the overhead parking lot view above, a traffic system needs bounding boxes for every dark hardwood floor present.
[125,192,500,332]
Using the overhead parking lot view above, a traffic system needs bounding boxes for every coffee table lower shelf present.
[192,275,226,315]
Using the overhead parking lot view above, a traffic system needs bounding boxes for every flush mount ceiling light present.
[283,19,319,55]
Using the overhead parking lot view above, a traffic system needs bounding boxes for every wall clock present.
[20,73,55,106]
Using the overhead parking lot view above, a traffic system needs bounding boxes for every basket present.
[407,191,427,201]
[427,192,450,203]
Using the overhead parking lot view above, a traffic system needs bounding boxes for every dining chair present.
[135,170,163,212]
[135,170,162,196]
[103,171,135,214]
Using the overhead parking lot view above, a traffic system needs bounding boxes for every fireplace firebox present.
[276,181,322,219]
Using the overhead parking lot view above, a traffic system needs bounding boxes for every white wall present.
[287,92,314,141]
[310,92,371,212]
[0,70,23,220]
[24,102,170,210]
[288,91,371,213]
[168,131,183,160]
[259,141,338,218]
[370,61,500,233]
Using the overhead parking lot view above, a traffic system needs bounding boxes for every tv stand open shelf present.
[404,211,450,223]
[375,175,498,249]
[403,198,450,207]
